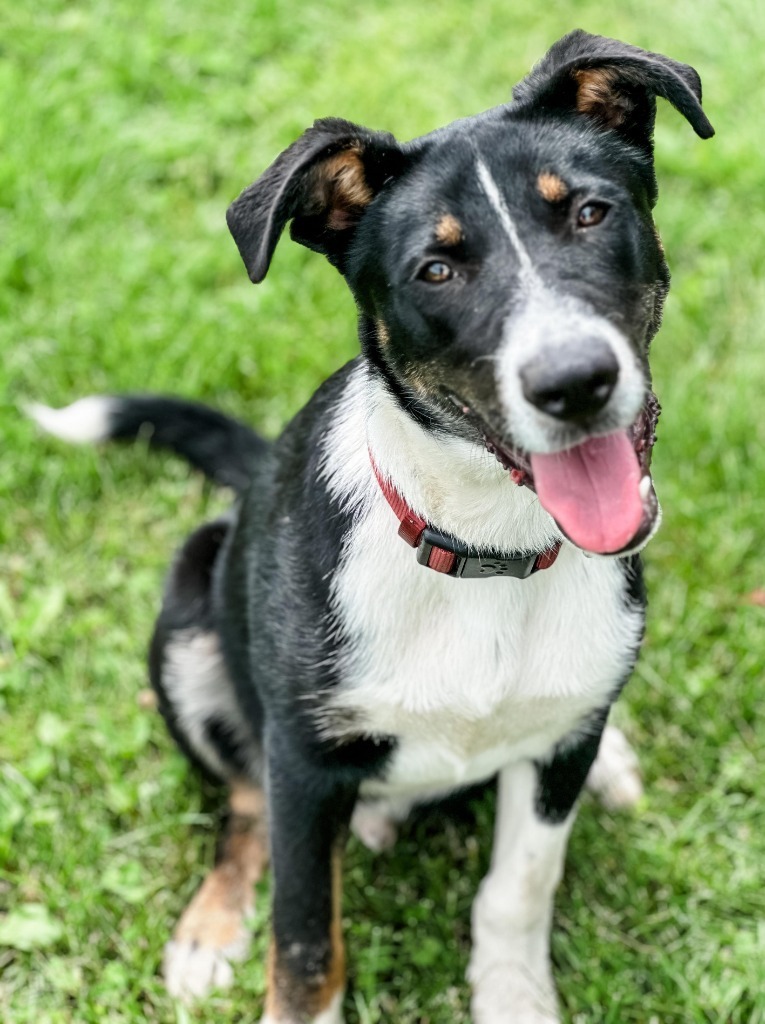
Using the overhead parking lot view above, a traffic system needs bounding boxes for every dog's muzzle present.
[448,389,662,558]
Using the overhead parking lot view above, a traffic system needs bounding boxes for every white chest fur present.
[321,366,643,804]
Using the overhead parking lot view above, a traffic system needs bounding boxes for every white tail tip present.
[24,396,115,444]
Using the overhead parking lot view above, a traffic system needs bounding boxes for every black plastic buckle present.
[415,527,539,579]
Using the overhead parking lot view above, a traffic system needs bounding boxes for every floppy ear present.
[226,117,406,282]
[512,30,714,151]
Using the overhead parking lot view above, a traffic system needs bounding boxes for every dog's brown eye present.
[419,261,454,283]
[577,202,609,228]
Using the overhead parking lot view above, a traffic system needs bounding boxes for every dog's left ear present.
[227,117,406,282]
[512,30,714,152]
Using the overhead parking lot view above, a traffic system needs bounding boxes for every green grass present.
[2,0,765,1021]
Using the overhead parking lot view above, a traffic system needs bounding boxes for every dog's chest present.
[330,505,642,798]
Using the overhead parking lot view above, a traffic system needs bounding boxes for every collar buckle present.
[416,526,549,579]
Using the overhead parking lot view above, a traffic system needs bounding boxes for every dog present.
[30,30,713,1024]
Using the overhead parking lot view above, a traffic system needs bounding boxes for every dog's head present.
[227,31,713,556]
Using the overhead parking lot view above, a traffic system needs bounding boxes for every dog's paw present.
[470,963,559,1024]
[351,801,398,852]
[163,868,253,1001]
[164,933,248,1000]
[586,723,644,811]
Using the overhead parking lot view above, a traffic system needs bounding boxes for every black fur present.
[109,394,267,493]
[534,708,610,825]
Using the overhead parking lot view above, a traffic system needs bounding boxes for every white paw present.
[163,931,249,1000]
[586,724,643,811]
[351,801,398,852]
[470,962,559,1024]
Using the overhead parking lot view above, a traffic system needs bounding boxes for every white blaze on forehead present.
[475,157,539,285]
[474,152,647,470]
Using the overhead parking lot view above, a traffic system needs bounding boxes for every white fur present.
[351,759,639,854]
[497,290,646,456]
[25,396,115,443]
[476,157,538,284]
[469,760,572,1024]
[585,723,644,810]
[321,365,643,810]
[323,365,561,558]
[351,800,399,852]
[163,629,260,780]
[164,933,248,1002]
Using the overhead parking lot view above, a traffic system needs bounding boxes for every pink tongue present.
[530,432,643,554]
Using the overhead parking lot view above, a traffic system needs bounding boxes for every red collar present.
[370,454,560,579]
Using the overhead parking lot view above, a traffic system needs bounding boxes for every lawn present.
[2,0,765,1021]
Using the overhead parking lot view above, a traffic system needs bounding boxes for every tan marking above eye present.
[536,172,569,203]
[435,213,463,246]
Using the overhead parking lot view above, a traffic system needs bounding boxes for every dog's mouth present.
[448,392,661,556]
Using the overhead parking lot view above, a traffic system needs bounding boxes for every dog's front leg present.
[262,731,356,1024]
[469,725,605,1024]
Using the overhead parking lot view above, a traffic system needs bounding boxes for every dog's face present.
[227,31,713,556]
[350,117,659,445]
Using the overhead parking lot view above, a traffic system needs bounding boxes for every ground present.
[2,1,765,1021]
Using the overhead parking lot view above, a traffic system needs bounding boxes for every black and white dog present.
[31,30,713,1024]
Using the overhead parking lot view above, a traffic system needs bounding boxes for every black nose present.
[520,343,620,421]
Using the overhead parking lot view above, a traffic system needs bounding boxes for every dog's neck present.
[323,363,561,555]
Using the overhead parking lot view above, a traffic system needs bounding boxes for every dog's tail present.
[26,394,268,494]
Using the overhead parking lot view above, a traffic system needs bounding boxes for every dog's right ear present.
[226,118,406,283]
[511,31,714,152]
